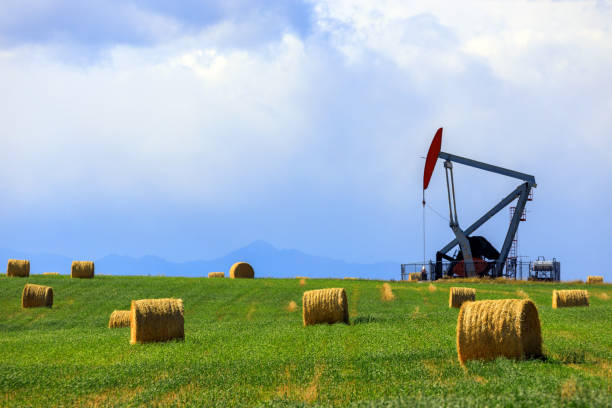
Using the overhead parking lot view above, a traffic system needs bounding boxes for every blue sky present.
[1,0,611,280]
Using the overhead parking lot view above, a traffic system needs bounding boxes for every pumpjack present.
[423,128,536,279]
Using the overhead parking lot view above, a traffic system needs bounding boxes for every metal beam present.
[439,151,536,186]
[439,184,525,254]
[494,183,530,276]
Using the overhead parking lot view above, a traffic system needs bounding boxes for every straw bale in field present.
[229,262,254,279]
[408,273,420,282]
[343,277,358,280]
[303,288,349,326]
[22,284,53,308]
[456,299,542,364]
[381,283,395,301]
[71,261,94,278]
[7,259,30,277]
[130,298,184,344]
[552,290,589,308]
[42,272,60,276]
[449,287,476,308]
[587,276,604,284]
[208,272,225,278]
[108,310,131,328]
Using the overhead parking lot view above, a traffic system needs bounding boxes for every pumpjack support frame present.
[426,133,536,279]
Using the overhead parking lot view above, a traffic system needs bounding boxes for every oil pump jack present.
[423,128,536,279]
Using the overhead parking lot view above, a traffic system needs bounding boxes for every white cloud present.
[0,1,611,270]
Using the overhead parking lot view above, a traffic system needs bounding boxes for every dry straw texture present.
[456,299,542,364]
[71,261,94,279]
[22,284,53,308]
[552,290,589,308]
[299,278,307,286]
[7,259,30,277]
[343,277,358,280]
[516,289,530,299]
[408,273,420,282]
[287,301,298,312]
[449,287,476,308]
[130,298,184,344]
[108,310,131,328]
[208,272,225,278]
[229,262,254,279]
[587,276,604,284]
[381,283,395,301]
[42,272,60,276]
[302,288,349,326]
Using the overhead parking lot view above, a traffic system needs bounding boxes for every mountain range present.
[0,240,400,280]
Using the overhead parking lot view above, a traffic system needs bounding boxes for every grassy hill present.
[1,275,610,407]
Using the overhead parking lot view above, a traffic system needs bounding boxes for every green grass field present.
[1,275,611,407]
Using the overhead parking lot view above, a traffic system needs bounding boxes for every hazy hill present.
[0,240,399,280]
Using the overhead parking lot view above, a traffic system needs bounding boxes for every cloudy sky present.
[1,0,611,280]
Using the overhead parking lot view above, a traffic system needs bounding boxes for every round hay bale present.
[7,259,30,277]
[208,272,225,278]
[456,299,542,364]
[587,276,604,284]
[130,298,184,344]
[449,287,476,308]
[552,290,589,308]
[302,288,349,326]
[71,261,94,279]
[408,273,420,282]
[22,284,53,308]
[108,310,131,328]
[42,272,60,276]
[229,262,254,279]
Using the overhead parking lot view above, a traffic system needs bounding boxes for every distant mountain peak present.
[242,239,277,251]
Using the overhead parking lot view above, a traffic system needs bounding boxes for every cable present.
[426,204,450,223]
[422,196,426,267]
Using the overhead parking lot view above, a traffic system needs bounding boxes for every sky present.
[1,0,611,280]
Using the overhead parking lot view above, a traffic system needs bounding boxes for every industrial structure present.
[402,128,560,281]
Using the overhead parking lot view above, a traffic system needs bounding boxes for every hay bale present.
[408,273,420,282]
[208,272,225,278]
[71,261,94,278]
[552,290,589,308]
[229,262,254,279]
[295,276,308,279]
[343,277,358,280]
[42,272,60,276]
[456,299,542,364]
[587,276,604,284]
[302,288,349,326]
[130,298,184,344]
[22,284,53,308]
[108,310,131,328]
[7,259,30,277]
[381,283,395,301]
[449,287,476,308]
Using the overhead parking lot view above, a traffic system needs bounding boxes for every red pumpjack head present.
[423,127,442,191]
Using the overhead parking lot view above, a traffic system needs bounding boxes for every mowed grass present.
[0,275,611,407]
